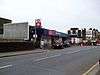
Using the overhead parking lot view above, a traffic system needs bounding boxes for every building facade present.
[68,28,99,46]
[68,28,82,45]
[29,26,69,48]
[0,17,12,34]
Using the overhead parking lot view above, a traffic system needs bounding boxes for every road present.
[0,46,100,75]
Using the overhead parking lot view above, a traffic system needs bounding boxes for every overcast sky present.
[0,0,100,32]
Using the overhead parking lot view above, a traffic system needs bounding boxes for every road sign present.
[35,19,42,28]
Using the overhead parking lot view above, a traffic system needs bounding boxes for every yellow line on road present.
[82,62,99,75]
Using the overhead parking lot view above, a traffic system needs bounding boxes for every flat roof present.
[0,17,11,21]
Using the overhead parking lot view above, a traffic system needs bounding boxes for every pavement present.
[96,67,100,75]
[96,70,100,75]
[0,49,46,58]
[0,46,100,75]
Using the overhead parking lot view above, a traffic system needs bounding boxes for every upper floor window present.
[72,30,76,34]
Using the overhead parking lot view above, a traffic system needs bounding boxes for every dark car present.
[52,42,64,49]
[63,42,71,48]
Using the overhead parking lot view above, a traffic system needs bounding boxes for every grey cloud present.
[0,0,100,32]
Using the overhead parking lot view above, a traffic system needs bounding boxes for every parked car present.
[63,42,70,48]
[52,39,64,49]
[53,42,64,49]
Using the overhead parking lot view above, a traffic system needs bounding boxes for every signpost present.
[34,19,42,44]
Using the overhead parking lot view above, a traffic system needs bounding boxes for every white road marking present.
[34,54,61,62]
[34,50,81,62]
[0,65,12,69]
[68,50,81,54]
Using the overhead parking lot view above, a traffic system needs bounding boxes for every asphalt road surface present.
[0,46,100,75]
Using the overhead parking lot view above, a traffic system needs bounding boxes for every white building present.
[68,28,82,44]
[3,22,29,41]
[86,29,92,40]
